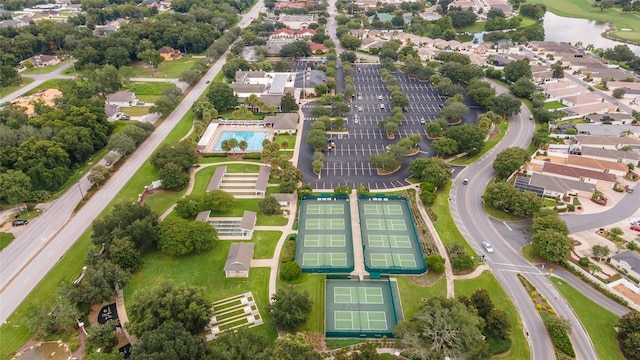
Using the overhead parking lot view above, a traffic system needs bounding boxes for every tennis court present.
[303,234,347,247]
[325,278,403,338]
[358,196,427,275]
[296,196,354,273]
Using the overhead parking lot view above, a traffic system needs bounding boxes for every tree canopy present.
[409,158,452,187]
[267,288,313,332]
[206,82,238,111]
[158,217,218,256]
[493,147,530,179]
[132,321,207,360]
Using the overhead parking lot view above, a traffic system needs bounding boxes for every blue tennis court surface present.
[214,131,268,151]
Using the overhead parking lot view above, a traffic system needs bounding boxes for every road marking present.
[503,222,512,231]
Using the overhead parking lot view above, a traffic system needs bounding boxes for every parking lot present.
[299,64,476,190]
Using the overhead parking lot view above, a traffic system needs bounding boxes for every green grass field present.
[277,274,326,333]
[127,82,176,103]
[432,182,476,256]
[20,59,71,75]
[0,232,15,251]
[128,58,198,78]
[395,276,447,320]
[456,271,530,360]
[120,106,151,117]
[0,78,34,98]
[253,231,282,259]
[273,135,297,148]
[550,277,625,360]
[544,101,567,110]
[528,0,640,44]
[23,79,65,96]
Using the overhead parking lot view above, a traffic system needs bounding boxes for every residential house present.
[271,28,296,39]
[584,113,635,125]
[575,135,640,151]
[224,243,254,278]
[492,55,512,67]
[529,172,596,198]
[541,162,617,186]
[106,91,137,107]
[22,54,60,67]
[567,154,629,177]
[561,101,616,119]
[158,46,181,61]
[309,42,328,54]
[271,193,295,207]
[574,124,640,137]
[297,28,317,39]
[417,47,439,61]
[558,93,602,107]
[610,251,640,281]
[105,104,120,122]
[580,146,640,165]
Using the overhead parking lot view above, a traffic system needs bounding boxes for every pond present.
[473,12,640,55]
[13,341,71,360]
[542,12,640,55]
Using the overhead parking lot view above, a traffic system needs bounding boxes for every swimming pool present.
[214,131,269,151]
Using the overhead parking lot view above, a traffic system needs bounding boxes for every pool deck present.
[204,125,274,153]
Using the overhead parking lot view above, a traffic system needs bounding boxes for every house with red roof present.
[297,28,317,39]
[271,28,296,39]
[310,42,328,54]
[158,46,181,61]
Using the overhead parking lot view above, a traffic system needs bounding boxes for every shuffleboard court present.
[367,234,412,248]
[303,234,347,247]
[334,311,388,331]
[305,218,346,230]
[333,286,384,304]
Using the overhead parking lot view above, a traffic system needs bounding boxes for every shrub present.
[531,291,537,297]
[280,241,296,263]
[536,304,543,310]
[578,257,590,267]
[544,316,575,357]
[280,261,302,281]
[452,255,474,271]
[426,254,446,274]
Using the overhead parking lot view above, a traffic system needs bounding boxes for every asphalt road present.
[0,1,265,324]
[451,81,599,360]
[562,188,640,233]
[0,62,74,104]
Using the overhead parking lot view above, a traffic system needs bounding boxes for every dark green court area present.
[325,277,403,338]
[296,195,354,273]
[358,196,426,275]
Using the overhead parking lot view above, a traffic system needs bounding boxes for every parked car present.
[420,117,426,124]
[12,220,28,227]
[378,95,383,100]
[482,241,494,253]
[380,104,384,109]
[626,185,634,193]
[358,106,363,111]
[631,225,640,232]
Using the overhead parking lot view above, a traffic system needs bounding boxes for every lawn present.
[543,101,567,110]
[120,106,151,117]
[0,232,15,251]
[0,103,197,359]
[192,164,262,196]
[522,244,536,261]
[128,58,199,78]
[127,82,176,103]
[431,182,477,255]
[123,248,277,340]
[285,274,325,333]
[455,271,530,360]
[273,135,297,148]
[451,121,509,166]
[23,79,65,95]
[457,16,538,33]
[395,275,447,320]
[20,59,71,75]
[0,78,34,98]
[550,277,625,360]
[528,0,640,44]
[253,231,282,259]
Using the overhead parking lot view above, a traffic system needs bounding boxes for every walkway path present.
[349,191,367,279]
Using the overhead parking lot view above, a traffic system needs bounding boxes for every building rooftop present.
[542,162,617,182]
[530,172,596,194]
[239,211,257,231]
[576,135,640,147]
[580,146,640,161]
[567,154,629,173]
[255,166,270,194]
[224,243,255,272]
[207,166,226,192]
[612,251,640,273]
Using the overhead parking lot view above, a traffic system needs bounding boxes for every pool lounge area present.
[213,130,270,151]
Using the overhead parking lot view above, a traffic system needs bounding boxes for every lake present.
[474,12,640,55]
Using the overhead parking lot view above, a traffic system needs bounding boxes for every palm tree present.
[220,140,231,155]
[239,140,248,154]
[227,138,239,157]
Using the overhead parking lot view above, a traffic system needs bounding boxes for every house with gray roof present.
[610,251,640,281]
[264,113,298,134]
[529,172,596,198]
[576,135,640,151]
[106,91,137,107]
[224,243,255,278]
[584,113,634,125]
[580,146,640,165]
[575,124,640,137]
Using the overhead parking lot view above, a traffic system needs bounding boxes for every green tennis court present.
[303,234,347,247]
[325,278,404,338]
[369,253,417,268]
[367,234,412,248]
[306,203,345,215]
[333,286,384,304]
[334,311,388,331]
[302,252,348,267]
[306,218,345,230]
[358,196,427,274]
[365,218,407,231]
[363,203,403,216]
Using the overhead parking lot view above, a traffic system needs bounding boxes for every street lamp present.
[77,180,84,200]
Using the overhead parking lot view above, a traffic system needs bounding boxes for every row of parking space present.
[327,127,429,141]
[352,103,442,114]
[320,161,376,176]
[354,84,388,92]
[353,67,383,75]
[407,93,442,103]
[348,115,437,125]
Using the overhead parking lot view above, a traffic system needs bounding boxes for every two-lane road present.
[451,82,598,359]
[0,0,265,325]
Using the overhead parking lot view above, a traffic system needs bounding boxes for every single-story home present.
[106,91,137,107]
[610,251,640,282]
[271,193,295,207]
[263,113,298,134]
[22,54,60,67]
[224,243,255,278]
[158,46,181,61]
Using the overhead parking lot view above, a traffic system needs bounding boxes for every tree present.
[281,93,299,112]
[334,342,381,360]
[280,261,302,281]
[151,141,198,172]
[426,254,445,273]
[467,79,496,106]
[592,244,610,262]
[26,298,80,339]
[109,237,142,272]
[260,333,321,360]
[267,288,313,332]
[530,209,569,236]
[493,147,530,179]
[128,281,212,336]
[485,309,511,339]
[87,320,119,353]
[207,327,270,360]
[431,137,458,157]
[552,62,564,78]
[108,132,136,155]
[509,78,536,99]
[340,34,362,50]
[409,158,451,187]
[307,128,328,151]
[0,169,32,204]
[370,152,401,171]
[469,289,493,318]
[137,49,164,75]
[158,162,190,191]
[600,0,614,11]
[179,69,202,85]
[487,94,522,119]
[444,124,485,156]
[91,202,159,251]
[77,260,130,304]
[206,82,238,111]
[132,321,207,360]
[394,296,488,360]
[259,195,282,215]
[483,182,543,216]
[613,88,627,99]
[532,229,573,263]
[158,217,218,256]
[504,59,531,83]
[280,41,312,58]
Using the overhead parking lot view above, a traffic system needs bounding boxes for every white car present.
[378,95,383,100]
[482,241,494,253]
[358,106,363,111]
